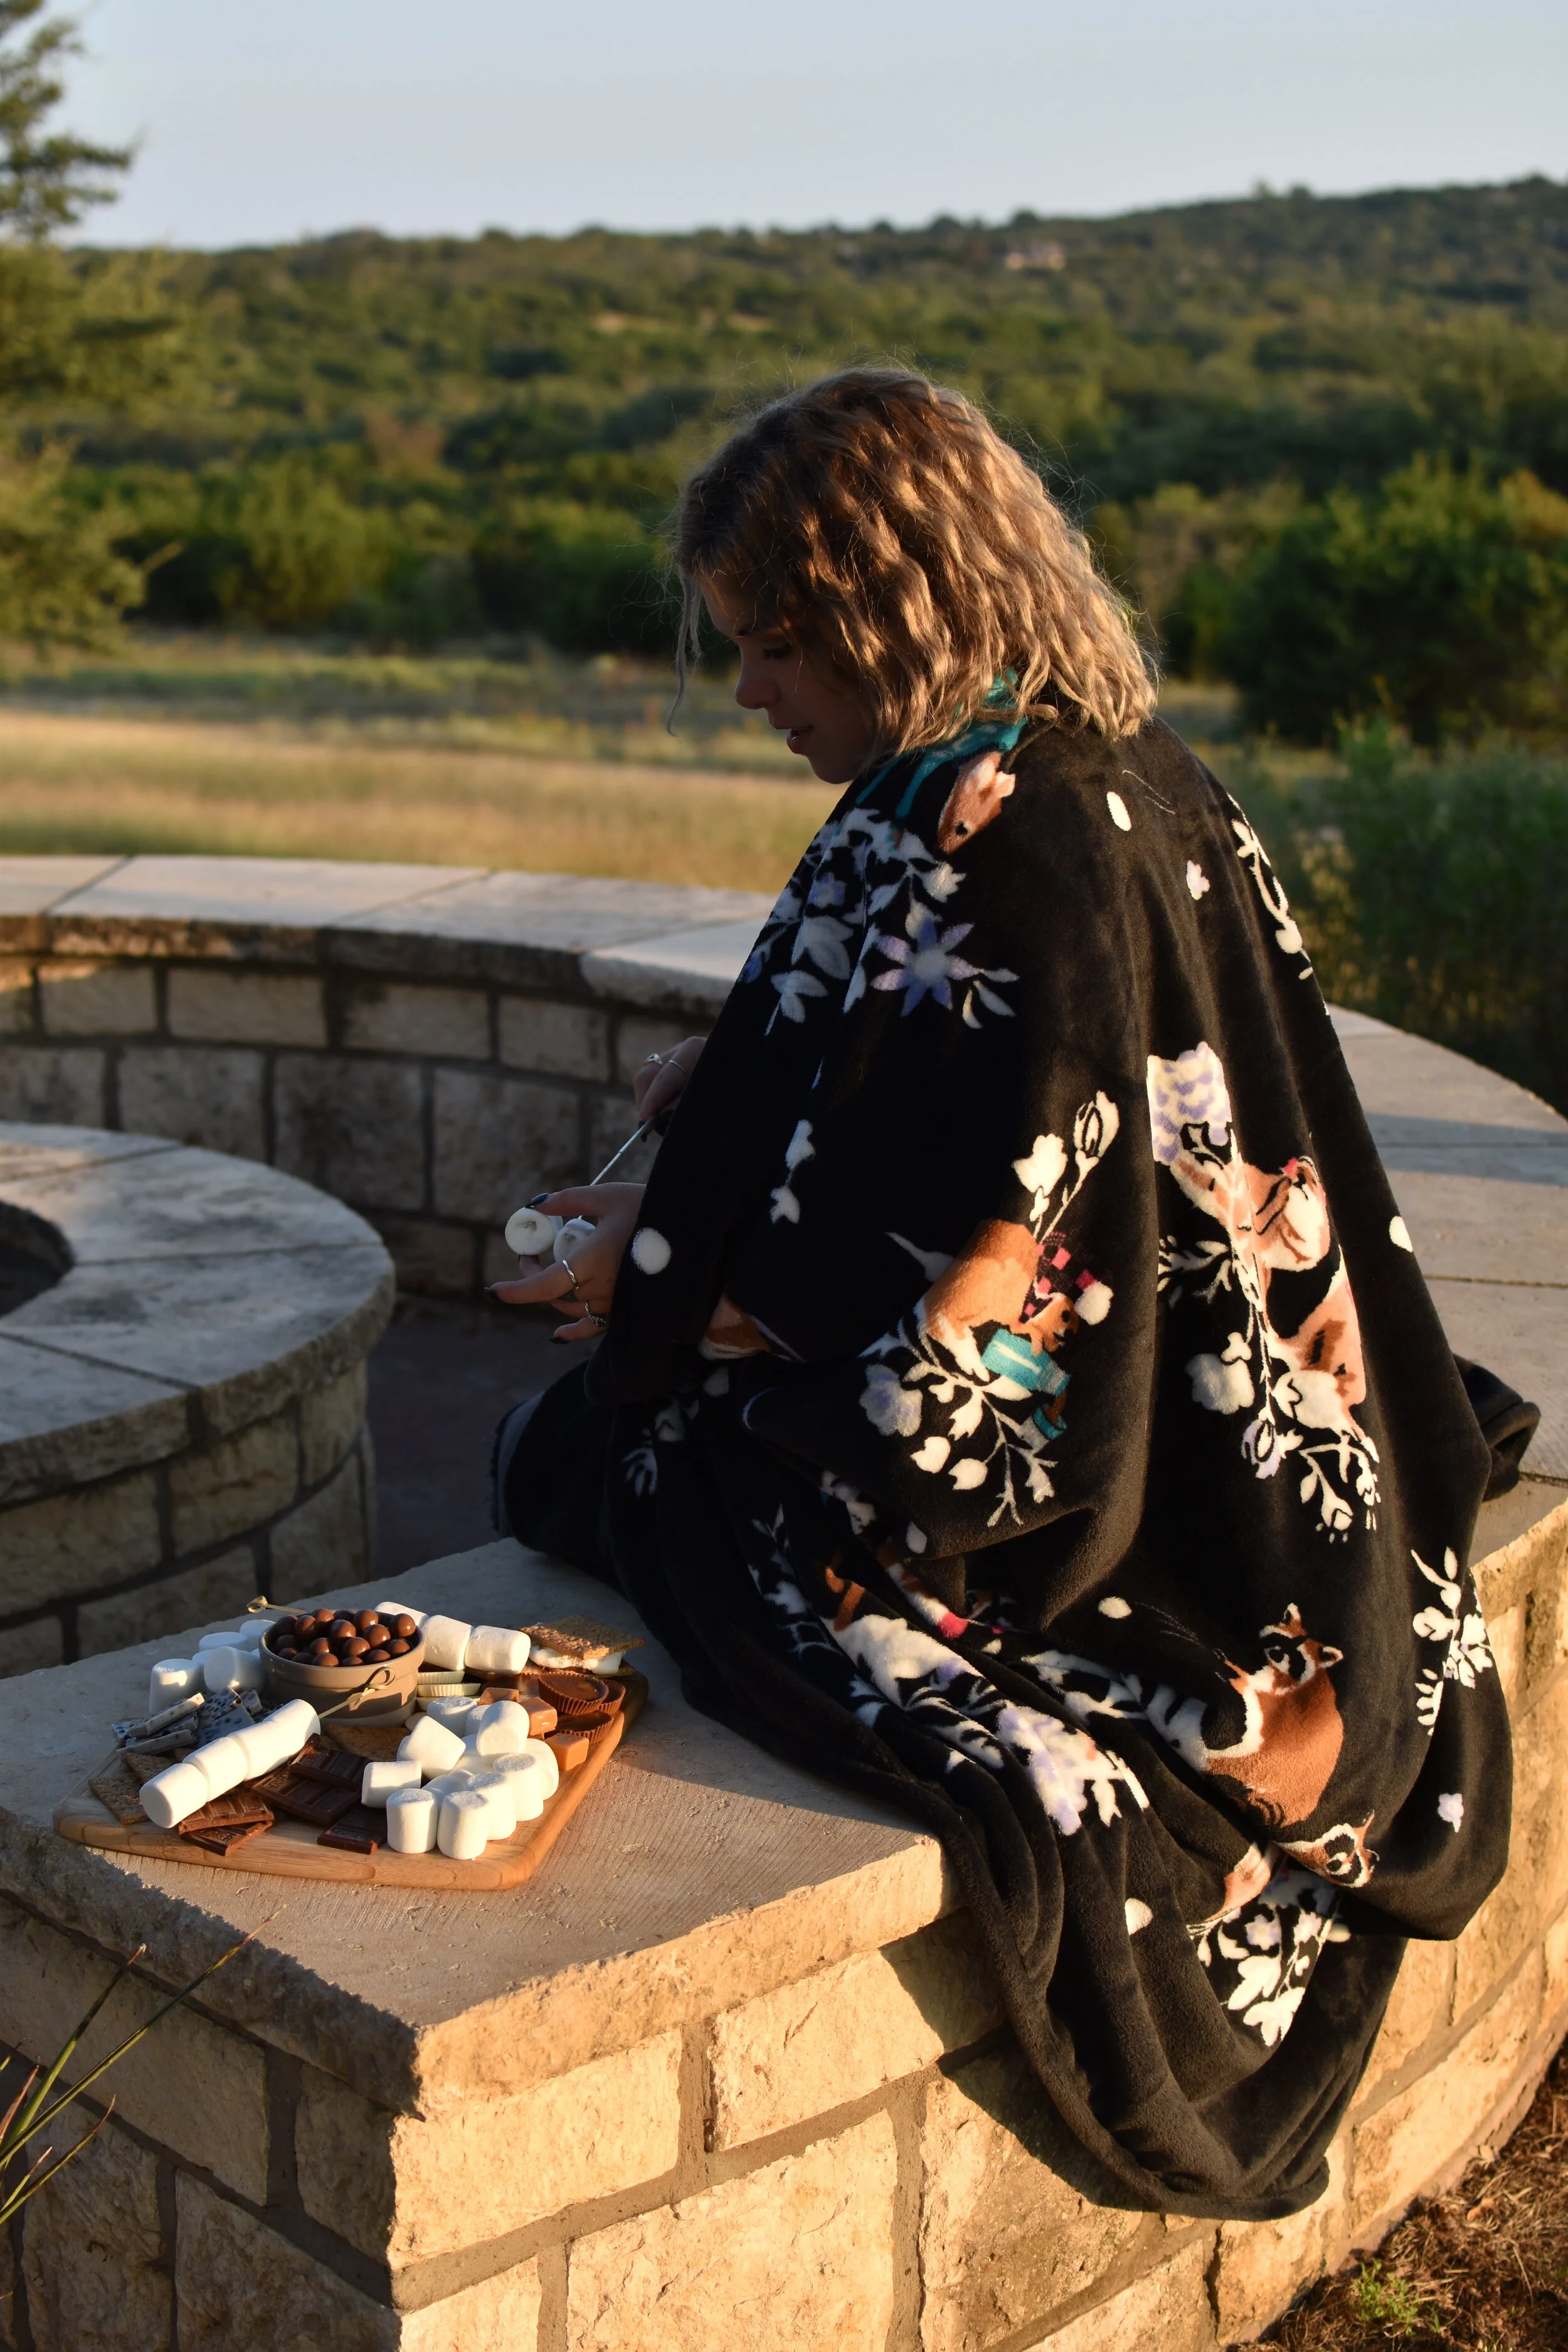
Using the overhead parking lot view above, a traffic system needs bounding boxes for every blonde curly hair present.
[674,368,1156,748]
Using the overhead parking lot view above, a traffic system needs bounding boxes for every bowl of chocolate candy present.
[261,1606,425,1722]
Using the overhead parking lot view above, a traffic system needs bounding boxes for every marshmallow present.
[465,1772,518,1838]
[200,1645,265,1695]
[468,1700,531,1757]
[437,1788,490,1860]
[232,1619,275,1650]
[398,1714,465,1775]
[140,1757,211,1830]
[420,1614,471,1673]
[362,1759,423,1809]
[189,1732,250,1800]
[553,1215,596,1264]
[149,1658,198,1714]
[423,1695,478,1734]
[465,1625,531,1677]
[196,1629,241,1652]
[487,1746,551,1817]
[504,1205,562,1256]
[251,1698,317,1770]
[421,1770,475,1801]
[385,1787,438,1853]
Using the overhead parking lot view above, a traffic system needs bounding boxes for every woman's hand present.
[489,1182,644,1343]
[632,1036,705,1125]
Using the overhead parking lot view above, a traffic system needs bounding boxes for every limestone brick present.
[499,996,610,1081]
[431,1069,580,1224]
[1357,1938,1454,2100]
[0,1615,63,1677]
[0,1044,105,1126]
[710,1913,999,2149]
[0,1471,160,1614]
[1544,1908,1568,2024]
[566,2112,897,2352]
[273,1052,426,1212]
[118,1045,267,1160]
[169,1412,298,1556]
[1524,1532,1568,1690]
[167,967,327,1047]
[296,2028,681,2262]
[374,1218,477,1298]
[918,2045,1149,2352]
[0,959,33,1034]
[175,2178,539,2352]
[21,2108,172,2352]
[1212,2139,1348,2344]
[1488,1602,1523,1705]
[342,982,489,1060]
[268,1451,368,1592]
[299,1362,368,1487]
[614,1014,698,1088]
[35,959,156,1038]
[1350,1957,1540,2233]
[76,1547,259,1658]
[0,1900,268,2198]
[1024,2237,1214,2352]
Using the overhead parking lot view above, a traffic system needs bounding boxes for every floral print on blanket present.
[1150,1041,1379,1535]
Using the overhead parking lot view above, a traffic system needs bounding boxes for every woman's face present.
[703,581,877,785]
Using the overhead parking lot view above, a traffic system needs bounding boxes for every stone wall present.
[0,1511,1564,2351]
[0,857,770,1298]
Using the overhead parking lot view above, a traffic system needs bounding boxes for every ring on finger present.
[586,1310,608,1332]
[641,1051,665,1068]
[559,1257,585,1303]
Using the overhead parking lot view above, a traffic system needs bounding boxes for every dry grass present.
[1263,2041,1568,2349]
[0,709,838,891]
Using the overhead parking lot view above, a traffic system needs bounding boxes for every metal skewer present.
[585,1117,655,1187]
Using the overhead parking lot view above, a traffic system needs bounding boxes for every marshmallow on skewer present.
[385,1788,438,1853]
[362,1759,423,1809]
[420,1615,471,1673]
[148,1659,198,1714]
[398,1714,465,1776]
[487,1747,551,1817]
[188,1732,250,1800]
[468,1700,532,1757]
[465,1626,531,1676]
[465,1772,518,1839]
[504,1205,561,1257]
[437,1788,489,1860]
[247,1698,317,1774]
[140,1758,211,1830]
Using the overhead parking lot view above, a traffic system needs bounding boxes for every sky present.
[66,0,1568,248]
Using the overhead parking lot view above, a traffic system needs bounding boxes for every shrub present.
[0,441,142,644]
[1221,458,1568,746]
[1254,727,1568,1113]
[472,503,673,655]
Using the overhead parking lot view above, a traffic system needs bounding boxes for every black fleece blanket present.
[503,716,1511,2218]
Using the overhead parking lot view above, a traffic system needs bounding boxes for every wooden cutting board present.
[52,1679,643,1890]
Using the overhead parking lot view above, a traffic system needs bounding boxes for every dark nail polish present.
[528,1192,549,1207]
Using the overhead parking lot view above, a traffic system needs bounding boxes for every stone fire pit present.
[0,1123,393,1677]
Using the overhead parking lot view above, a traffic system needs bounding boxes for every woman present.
[492,368,1510,2218]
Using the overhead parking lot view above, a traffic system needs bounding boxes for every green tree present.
[1220,458,1568,744]
[0,0,129,236]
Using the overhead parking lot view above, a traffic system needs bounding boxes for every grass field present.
[0,639,1245,892]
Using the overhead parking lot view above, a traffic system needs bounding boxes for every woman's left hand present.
[489,1182,644,1343]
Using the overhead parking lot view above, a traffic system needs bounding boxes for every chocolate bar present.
[317,1804,383,1855]
[177,1789,273,1838]
[184,1814,273,1856]
[290,1739,364,1788]
[250,1767,359,1826]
